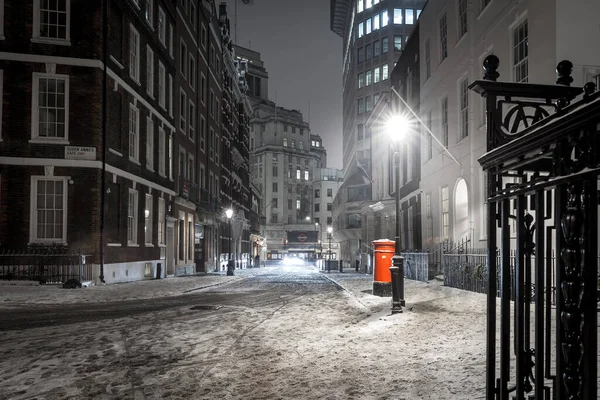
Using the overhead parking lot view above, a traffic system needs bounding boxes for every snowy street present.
[0,265,488,399]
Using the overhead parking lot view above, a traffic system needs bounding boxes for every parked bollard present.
[390,254,405,314]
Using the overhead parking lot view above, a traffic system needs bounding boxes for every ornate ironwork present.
[472,56,598,400]
[560,182,586,399]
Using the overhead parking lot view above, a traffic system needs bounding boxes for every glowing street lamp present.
[386,115,409,314]
[226,208,234,275]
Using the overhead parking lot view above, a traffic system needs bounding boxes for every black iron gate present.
[472,56,598,399]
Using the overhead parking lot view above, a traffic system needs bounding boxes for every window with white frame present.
[145,194,153,244]
[158,127,166,175]
[200,115,206,151]
[441,186,449,240]
[128,189,139,245]
[459,78,469,139]
[458,0,468,38]
[129,24,140,82]
[189,101,195,141]
[426,110,432,160]
[200,73,206,104]
[168,23,173,58]
[168,74,173,117]
[158,197,165,245]
[146,45,154,97]
[179,90,186,132]
[180,40,187,78]
[513,19,528,83]
[34,0,70,42]
[0,70,3,139]
[441,97,449,146]
[30,176,67,243]
[158,7,166,45]
[168,133,173,180]
[425,192,433,241]
[158,61,165,108]
[144,0,153,26]
[189,55,196,90]
[146,117,154,169]
[480,0,491,13]
[439,12,448,62]
[129,103,139,161]
[425,37,431,79]
[32,73,69,141]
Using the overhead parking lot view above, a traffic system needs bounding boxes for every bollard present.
[339,260,343,273]
[390,255,405,314]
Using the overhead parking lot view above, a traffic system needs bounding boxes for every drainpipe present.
[98,0,108,284]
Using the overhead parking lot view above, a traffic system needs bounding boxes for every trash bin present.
[372,239,395,297]
[156,263,162,279]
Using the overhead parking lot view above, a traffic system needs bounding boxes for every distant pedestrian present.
[255,254,260,268]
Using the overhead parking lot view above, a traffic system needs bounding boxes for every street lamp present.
[327,226,333,273]
[226,208,234,276]
[386,115,409,314]
[314,222,318,265]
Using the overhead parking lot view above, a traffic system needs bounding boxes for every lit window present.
[296,200,301,210]
[296,169,301,179]
[365,0,372,9]
[357,0,363,13]
[374,67,380,83]
[372,15,379,31]
[30,177,67,243]
[366,19,371,34]
[381,10,388,27]
[358,22,364,38]
[405,9,414,25]
[32,73,69,141]
[304,170,309,181]
[283,137,288,147]
[365,70,372,86]
[393,9,403,24]
[382,64,389,80]
[145,194,153,244]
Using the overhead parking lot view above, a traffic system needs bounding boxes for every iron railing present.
[0,247,93,284]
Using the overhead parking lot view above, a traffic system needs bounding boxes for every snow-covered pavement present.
[0,266,489,399]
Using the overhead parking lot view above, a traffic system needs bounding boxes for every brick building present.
[0,0,253,282]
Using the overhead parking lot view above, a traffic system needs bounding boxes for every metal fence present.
[0,248,93,284]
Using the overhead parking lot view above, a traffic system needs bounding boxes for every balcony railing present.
[197,188,221,213]
[178,176,198,202]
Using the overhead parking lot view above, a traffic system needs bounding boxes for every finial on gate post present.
[556,60,574,86]
[483,55,500,81]
[583,82,597,99]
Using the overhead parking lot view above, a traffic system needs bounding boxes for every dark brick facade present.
[0,0,254,281]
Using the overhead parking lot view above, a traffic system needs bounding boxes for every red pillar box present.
[372,239,395,297]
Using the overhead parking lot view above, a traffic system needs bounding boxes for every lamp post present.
[327,226,333,273]
[387,115,408,314]
[314,222,318,265]
[226,208,234,276]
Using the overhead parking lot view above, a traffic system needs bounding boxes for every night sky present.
[224,0,344,169]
